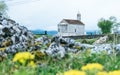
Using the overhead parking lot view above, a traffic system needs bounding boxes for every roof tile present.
[64,19,85,25]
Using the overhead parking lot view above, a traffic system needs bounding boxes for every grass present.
[75,38,98,44]
[1,50,120,75]
[34,34,52,39]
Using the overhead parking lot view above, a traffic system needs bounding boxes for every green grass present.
[75,38,98,44]
[1,51,120,75]
[34,34,52,39]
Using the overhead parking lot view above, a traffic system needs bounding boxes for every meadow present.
[0,48,120,75]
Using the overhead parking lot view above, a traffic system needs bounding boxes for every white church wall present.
[67,24,84,35]
[58,24,85,36]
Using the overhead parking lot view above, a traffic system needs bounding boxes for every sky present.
[5,0,120,31]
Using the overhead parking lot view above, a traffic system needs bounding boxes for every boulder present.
[93,36,108,44]
[45,35,77,58]
[0,15,35,56]
[35,35,51,45]
[45,42,66,59]
[91,44,113,54]
[115,44,120,54]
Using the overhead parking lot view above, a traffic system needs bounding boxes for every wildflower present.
[13,52,35,65]
[28,61,36,68]
[64,70,86,75]
[81,63,103,71]
[109,70,120,75]
[97,71,108,75]
[18,59,25,64]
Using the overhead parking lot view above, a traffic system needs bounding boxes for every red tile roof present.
[64,19,85,25]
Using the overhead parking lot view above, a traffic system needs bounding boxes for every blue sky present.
[6,0,120,31]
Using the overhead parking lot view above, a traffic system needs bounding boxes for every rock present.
[2,19,8,25]
[91,44,113,54]
[0,51,7,61]
[45,42,66,59]
[11,34,20,44]
[5,42,29,54]
[35,35,51,45]
[0,15,35,55]
[115,44,120,54]
[51,35,75,46]
[2,38,12,47]
[51,35,62,44]
[79,44,94,50]
[93,36,108,44]
[45,35,79,58]
[0,25,3,29]
[62,38,75,47]
[67,48,78,53]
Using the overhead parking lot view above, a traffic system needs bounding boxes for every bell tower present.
[77,12,81,21]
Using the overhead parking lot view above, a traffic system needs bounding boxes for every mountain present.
[30,29,45,34]
[30,29,58,36]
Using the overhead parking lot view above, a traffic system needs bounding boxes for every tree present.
[110,16,120,34]
[0,1,8,16]
[97,16,119,34]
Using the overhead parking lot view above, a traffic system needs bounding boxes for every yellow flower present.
[81,63,103,71]
[64,70,86,75]
[109,70,120,75]
[23,52,35,59]
[18,59,26,64]
[97,71,108,75]
[30,55,35,59]
[13,53,22,62]
[12,52,35,65]
[28,61,36,68]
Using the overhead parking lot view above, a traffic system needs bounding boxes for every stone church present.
[58,13,85,36]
